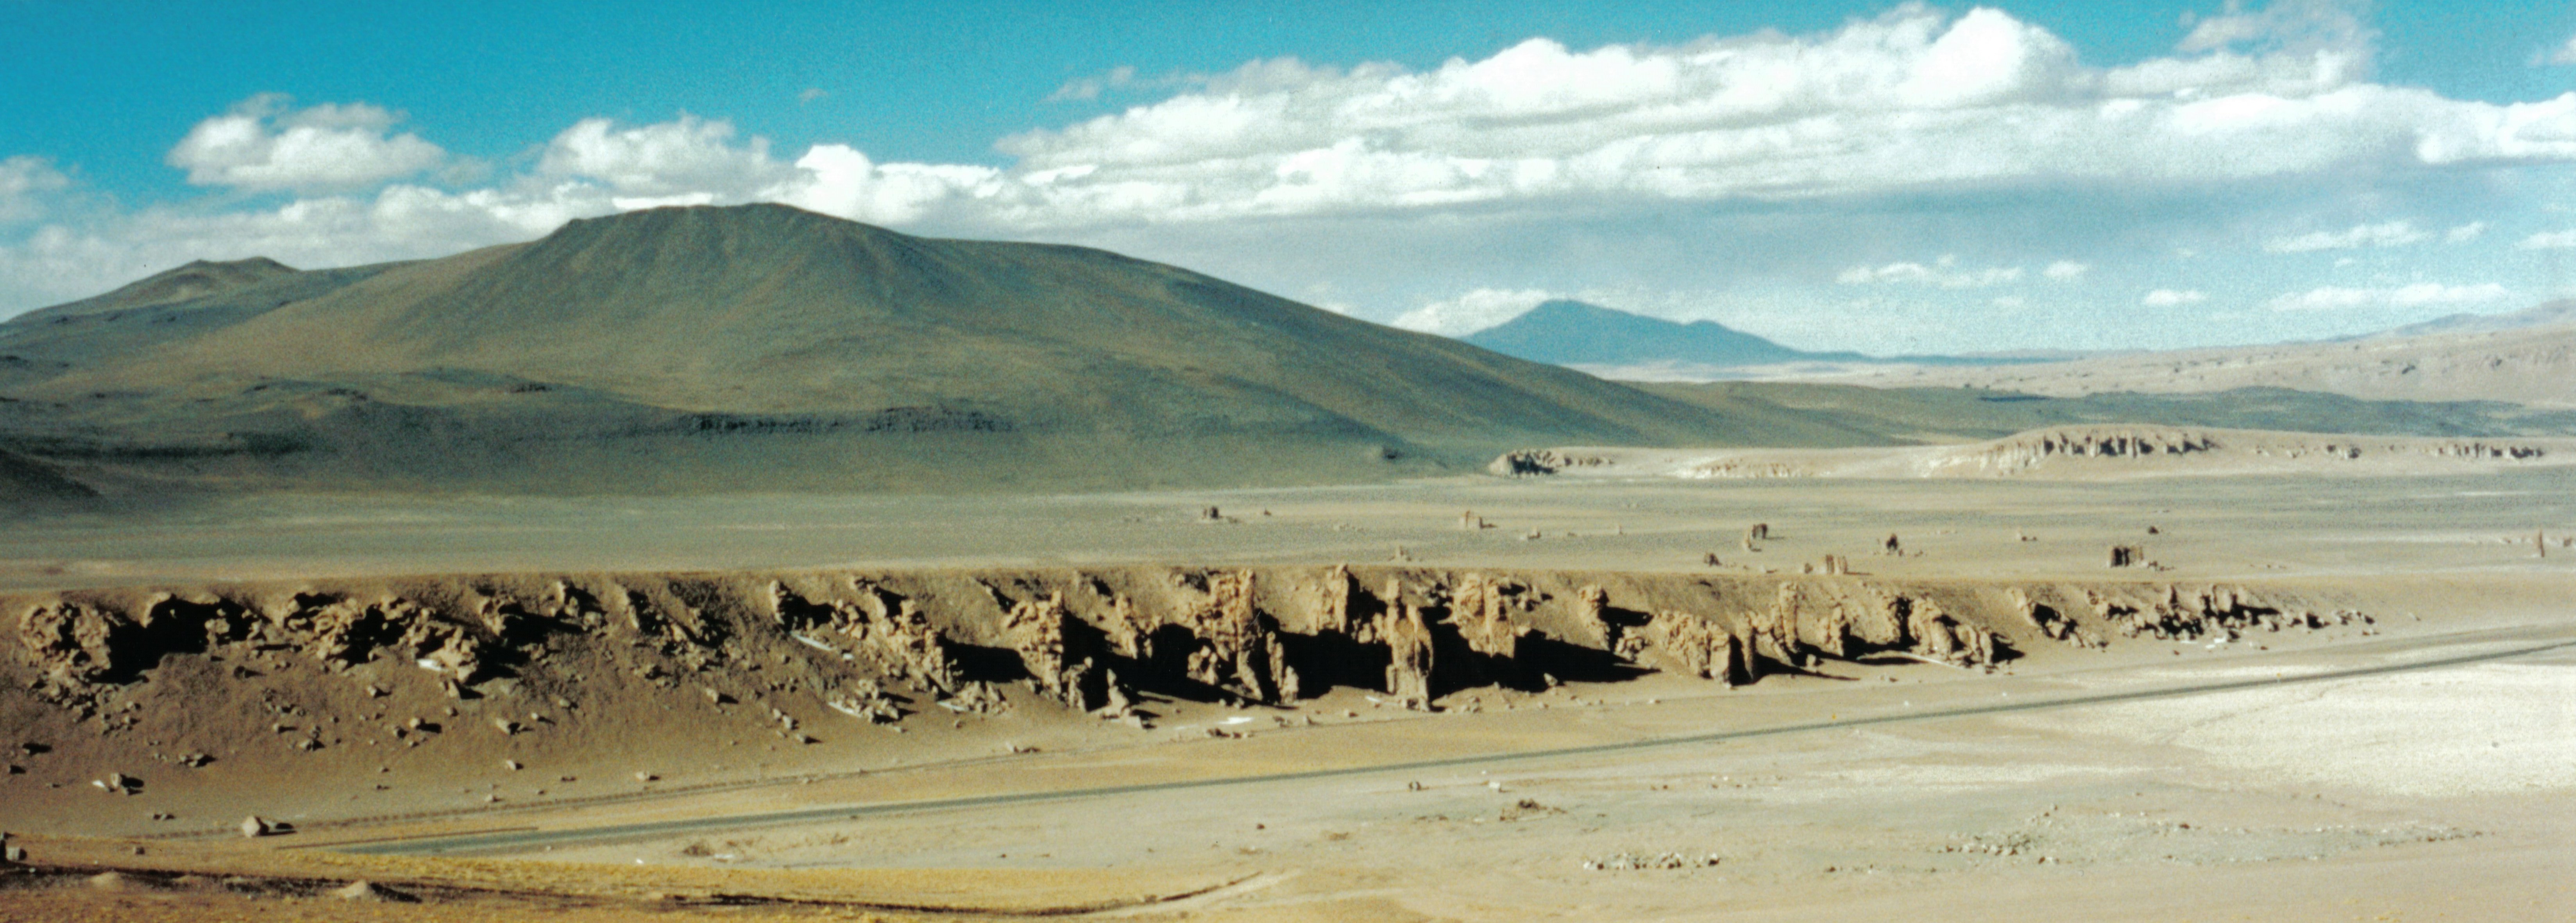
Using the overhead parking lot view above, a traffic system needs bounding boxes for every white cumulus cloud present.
[973,5,2576,229]
[2553,34,2576,65]
[165,94,447,193]
[2445,221,2486,243]
[2042,260,2090,280]
[538,115,797,198]
[2519,229,2576,250]
[0,156,69,222]
[2263,220,2429,253]
[1392,287,1559,336]
[2142,288,2208,306]
[1837,256,2022,289]
[776,145,1004,225]
[2266,282,2511,311]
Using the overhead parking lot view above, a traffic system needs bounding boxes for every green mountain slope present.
[0,204,1770,494]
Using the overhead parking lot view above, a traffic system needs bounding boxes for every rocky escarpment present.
[6,568,2365,744]
[1488,450,1614,477]
[1923,426,2552,477]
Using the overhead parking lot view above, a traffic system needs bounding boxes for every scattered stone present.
[1583,852,1720,871]
[332,880,414,902]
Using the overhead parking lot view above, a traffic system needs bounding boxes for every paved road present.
[349,634,2576,857]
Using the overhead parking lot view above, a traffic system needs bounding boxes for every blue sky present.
[4,1,2575,353]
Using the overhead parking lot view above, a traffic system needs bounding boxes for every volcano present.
[0,204,1746,495]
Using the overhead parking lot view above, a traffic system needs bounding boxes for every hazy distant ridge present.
[1460,299,2037,370]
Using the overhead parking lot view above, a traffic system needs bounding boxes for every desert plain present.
[0,206,2571,921]
[4,455,2574,922]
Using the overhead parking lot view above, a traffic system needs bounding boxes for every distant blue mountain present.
[1459,300,2018,368]
[1459,300,1848,366]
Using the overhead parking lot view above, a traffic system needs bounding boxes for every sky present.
[4,0,2576,355]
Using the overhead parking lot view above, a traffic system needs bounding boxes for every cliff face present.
[8,564,2362,746]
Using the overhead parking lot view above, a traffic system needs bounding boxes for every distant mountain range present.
[11,205,2567,503]
[1460,300,1832,367]
[2365,298,2576,339]
[1458,299,2036,370]
[0,205,1775,498]
[1818,297,2576,407]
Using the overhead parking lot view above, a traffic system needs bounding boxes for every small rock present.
[331,880,411,902]
[239,816,277,838]
[502,760,522,771]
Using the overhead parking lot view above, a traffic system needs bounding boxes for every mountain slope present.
[0,204,1766,494]
[1818,304,2576,408]
[1457,299,2040,374]
[1461,300,1830,367]
[2371,299,2576,339]
[16,257,302,322]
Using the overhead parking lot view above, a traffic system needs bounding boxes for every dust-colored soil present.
[4,468,2572,920]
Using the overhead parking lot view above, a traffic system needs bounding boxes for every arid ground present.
[4,458,2572,921]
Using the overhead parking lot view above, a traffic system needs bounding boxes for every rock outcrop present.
[2,567,2362,755]
[1488,450,1612,477]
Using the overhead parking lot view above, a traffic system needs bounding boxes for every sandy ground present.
[4,468,2573,920]
[9,465,2576,589]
